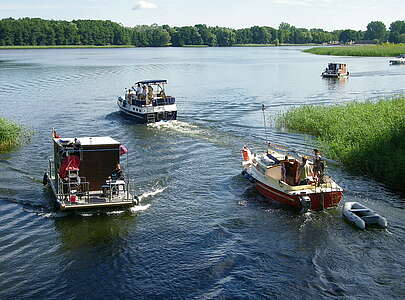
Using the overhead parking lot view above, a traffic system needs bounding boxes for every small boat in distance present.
[389,54,405,65]
[117,79,177,123]
[343,202,387,229]
[241,143,343,213]
[43,131,138,211]
[322,63,349,78]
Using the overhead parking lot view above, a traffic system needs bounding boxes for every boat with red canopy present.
[43,130,138,211]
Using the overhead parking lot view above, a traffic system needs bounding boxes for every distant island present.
[0,18,404,48]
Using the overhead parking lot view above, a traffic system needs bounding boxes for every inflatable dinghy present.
[343,202,387,229]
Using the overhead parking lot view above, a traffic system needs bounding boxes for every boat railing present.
[56,176,91,205]
[101,178,135,203]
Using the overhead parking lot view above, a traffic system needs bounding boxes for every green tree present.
[365,21,387,42]
[339,29,359,43]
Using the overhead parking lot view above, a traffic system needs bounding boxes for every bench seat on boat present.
[350,208,370,212]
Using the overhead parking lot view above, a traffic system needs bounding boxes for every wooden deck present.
[47,175,136,211]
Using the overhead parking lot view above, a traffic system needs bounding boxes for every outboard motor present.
[299,196,311,214]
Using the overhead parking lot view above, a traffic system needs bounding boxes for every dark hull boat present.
[117,79,177,124]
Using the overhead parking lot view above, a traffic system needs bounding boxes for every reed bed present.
[277,97,405,191]
[0,117,25,152]
[304,44,405,57]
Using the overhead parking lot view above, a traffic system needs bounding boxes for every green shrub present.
[0,117,24,151]
[277,98,405,191]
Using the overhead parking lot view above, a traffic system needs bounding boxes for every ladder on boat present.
[147,113,156,123]
[65,170,90,203]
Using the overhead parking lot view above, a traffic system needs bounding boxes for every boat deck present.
[48,177,136,211]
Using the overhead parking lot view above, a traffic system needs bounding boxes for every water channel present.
[0,47,404,299]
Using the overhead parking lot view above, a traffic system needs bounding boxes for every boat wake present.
[147,120,201,135]
[299,211,315,231]
[129,204,151,213]
[137,187,166,201]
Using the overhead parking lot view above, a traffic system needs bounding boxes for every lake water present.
[0,47,404,299]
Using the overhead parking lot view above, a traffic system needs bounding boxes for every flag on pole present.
[119,144,128,155]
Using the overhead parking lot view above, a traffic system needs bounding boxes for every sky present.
[0,0,402,31]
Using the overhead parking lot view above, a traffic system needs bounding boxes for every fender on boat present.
[42,172,49,186]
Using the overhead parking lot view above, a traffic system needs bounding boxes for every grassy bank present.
[277,97,405,191]
[0,117,25,152]
[304,44,405,57]
[0,45,135,50]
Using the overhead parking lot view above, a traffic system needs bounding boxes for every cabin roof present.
[135,79,167,85]
[53,136,120,146]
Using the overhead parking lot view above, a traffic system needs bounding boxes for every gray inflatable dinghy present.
[343,202,387,229]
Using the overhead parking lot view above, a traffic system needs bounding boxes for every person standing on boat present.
[313,149,326,183]
[298,156,313,185]
[141,85,147,100]
[135,83,142,98]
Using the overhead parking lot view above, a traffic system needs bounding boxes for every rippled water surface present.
[1,47,404,299]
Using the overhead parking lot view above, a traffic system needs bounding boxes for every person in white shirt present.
[135,83,142,98]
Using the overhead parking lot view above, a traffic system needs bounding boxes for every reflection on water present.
[54,214,136,251]
[323,76,348,90]
[0,47,404,299]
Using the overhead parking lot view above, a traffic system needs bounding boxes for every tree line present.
[0,18,404,47]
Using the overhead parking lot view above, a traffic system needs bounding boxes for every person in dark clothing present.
[111,163,124,180]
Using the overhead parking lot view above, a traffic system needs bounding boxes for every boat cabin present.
[46,135,137,211]
[125,80,175,107]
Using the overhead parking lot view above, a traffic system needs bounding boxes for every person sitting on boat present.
[298,156,313,185]
[147,85,153,101]
[111,163,124,181]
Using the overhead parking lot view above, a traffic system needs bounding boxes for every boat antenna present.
[261,104,269,142]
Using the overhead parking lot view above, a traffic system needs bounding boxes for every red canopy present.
[59,156,80,179]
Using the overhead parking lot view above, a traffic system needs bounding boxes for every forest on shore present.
[0,18,404,47]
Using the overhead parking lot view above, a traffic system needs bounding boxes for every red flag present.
[119,144,128,155]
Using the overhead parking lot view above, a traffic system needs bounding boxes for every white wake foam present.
[147,120,201,135]
[129,204,151,213]
[137,187,166,201]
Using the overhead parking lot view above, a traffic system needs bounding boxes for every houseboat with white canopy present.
[321,63,349,78]
[43,131,138,211]
[117,79,177,123]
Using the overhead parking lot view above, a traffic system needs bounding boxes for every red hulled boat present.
[241,144,343,213]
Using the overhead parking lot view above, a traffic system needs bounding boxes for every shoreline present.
[0,45,136,50]
[0,44,318,50]
[304,44,405,57]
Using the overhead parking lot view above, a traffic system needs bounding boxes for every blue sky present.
[0,0,402,31]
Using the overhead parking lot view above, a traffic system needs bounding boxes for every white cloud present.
[132,1,158,10]
[272,0,333,6]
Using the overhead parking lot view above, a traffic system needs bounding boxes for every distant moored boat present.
[321,63,349,78]
[389,54,405,65]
